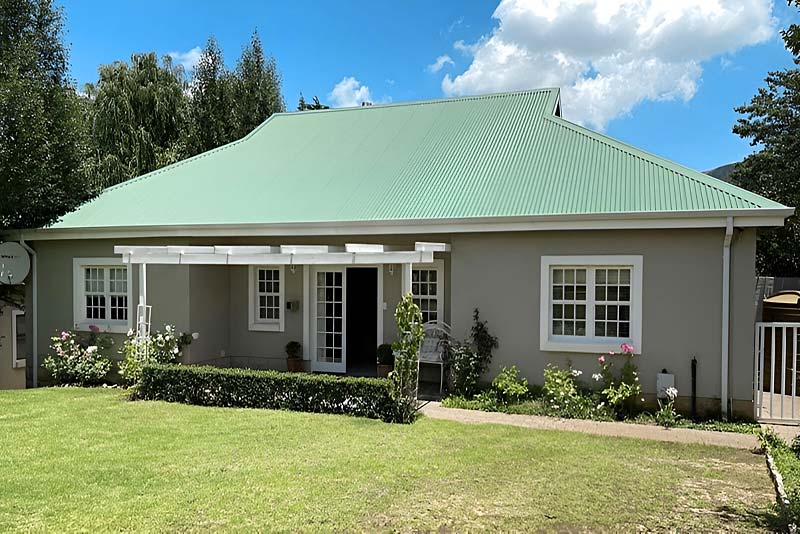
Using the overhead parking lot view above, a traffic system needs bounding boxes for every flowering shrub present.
[43,329,113,386]
[119,325,195,386]
[593,343,642,419]
[655,386,680,428]
[542,364,612,420]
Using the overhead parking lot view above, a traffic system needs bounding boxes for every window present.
[72,258,131,333]
[540,256,642,353]
[248,265,285,332]
[412,260,444,324]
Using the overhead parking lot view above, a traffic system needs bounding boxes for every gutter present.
[18,239,37,388]
[721,216,734,419]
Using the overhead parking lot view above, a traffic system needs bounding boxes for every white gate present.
[755,322,800,423]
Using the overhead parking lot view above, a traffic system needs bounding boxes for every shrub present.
[542,364,612,420]
[593,343,642,419]
[136,363,403,422]
[442,393,499,411]
[285,341,302,359]
[390,294,424,423]
[43,329,113,386]
[654,386,680,428]
[449,308,499,397]
[491,366,528,405]
[376,343,394,365]
[119,325,194,386]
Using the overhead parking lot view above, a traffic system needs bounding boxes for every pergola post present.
[401,262,412,295]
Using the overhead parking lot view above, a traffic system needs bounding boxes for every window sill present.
[73,322,130,335]
[540,338,641,355]
[248,321,284,333]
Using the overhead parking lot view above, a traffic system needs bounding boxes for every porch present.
[114,242,450,378]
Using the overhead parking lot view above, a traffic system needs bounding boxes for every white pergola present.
[113,242,450,371]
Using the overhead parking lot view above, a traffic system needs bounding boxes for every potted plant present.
[285,341,303,372]
[376,343,394,377]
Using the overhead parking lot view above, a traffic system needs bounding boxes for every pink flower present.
[620,343,634,354]
[598,355,606,364]
[60,331,69,341]
[88,324,100,333]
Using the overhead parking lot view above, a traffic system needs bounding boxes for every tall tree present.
[185,36,235,156]
[87,53,188,187]
[731,0,800,276]
[0,0,95,230]
[231,30,284,138]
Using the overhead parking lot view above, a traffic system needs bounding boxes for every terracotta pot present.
[377,364,393,378]
[287,358,304,373]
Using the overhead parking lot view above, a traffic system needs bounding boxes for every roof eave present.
[13,208,794,241]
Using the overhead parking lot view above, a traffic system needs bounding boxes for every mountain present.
[705,162,737,182]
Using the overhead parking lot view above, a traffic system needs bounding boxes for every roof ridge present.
[282,87,560,117]
[543,115,777,209]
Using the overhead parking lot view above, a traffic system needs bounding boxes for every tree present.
[0,0,96,230]
[297,93,329,111]
[231,30,284,138]
[731,0,800,276]
[185,37,235,156]
[87,53,188,188]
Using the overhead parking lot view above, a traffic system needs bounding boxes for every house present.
[15,88,793,418]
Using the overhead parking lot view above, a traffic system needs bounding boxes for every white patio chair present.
[418,320,451,394]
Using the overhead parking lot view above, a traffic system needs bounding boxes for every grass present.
[0,388,778,532]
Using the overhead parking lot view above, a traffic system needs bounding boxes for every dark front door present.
[346,267,378,375]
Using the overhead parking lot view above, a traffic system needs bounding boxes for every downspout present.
[19,239,38,388]
[721,216,734,419]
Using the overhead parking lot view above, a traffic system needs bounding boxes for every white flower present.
[571,369,582,377]
[127,329,133,337]
[86,346,98,354]
[191,332,200,340]
[665,387,678,401]
[592,373,602,382]
[173,347,179,354]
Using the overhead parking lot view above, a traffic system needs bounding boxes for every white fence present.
[755,322,800,423]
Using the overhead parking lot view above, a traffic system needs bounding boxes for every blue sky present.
[61,0,798,171]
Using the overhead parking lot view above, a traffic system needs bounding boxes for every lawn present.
[0,388,778,532]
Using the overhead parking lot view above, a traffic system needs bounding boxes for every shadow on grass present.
[714,504,785,532]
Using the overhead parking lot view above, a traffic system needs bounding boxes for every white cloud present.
[329,76,373,107]
[427,54,455,74]
[168,46,202,72]
[442,0,775,130]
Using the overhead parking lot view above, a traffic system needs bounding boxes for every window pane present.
[564,321,574,335]
[595,269,606,284]
[553,286,563,300]
[620,269,631,284]
[576,269,586,284]
[553,320,563,335]
[553,269,563,284]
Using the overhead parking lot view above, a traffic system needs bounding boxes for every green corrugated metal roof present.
[49,88,786,230]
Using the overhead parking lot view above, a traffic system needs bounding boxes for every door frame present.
[308,264,383,373]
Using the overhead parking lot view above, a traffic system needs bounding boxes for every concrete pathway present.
[420,401,760,450]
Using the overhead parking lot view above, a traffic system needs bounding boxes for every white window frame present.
[539,255,643,354]
[11,309,25,368]
[248,265,285,332]
[411,259,445,324]
[72,257,133,334]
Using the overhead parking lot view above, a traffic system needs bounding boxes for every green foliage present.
[654,399,679,428]
[441,393,499,412]
[231,30,284,139]
[87,52,188,188]
[376,343,393,365]
[390,294,424,423]
[285,341,302,359]
[42,329,113,385]
[491,366,528,405]
[731,4,800,275]
[185,36,235,156]
[0,0,97,230]
[541,364,612,420]
[449,308,498,396]
[595,346,642,419]
[118,325,193,386]
[136,363,403,422]
[297,94,330,111]
[760,428,800,528]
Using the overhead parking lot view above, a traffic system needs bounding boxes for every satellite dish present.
[0,242,30,285]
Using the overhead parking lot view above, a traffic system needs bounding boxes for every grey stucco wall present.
[26,227,755,416]
[449,227,756,415]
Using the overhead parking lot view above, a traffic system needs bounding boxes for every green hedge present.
[136,364,402,422]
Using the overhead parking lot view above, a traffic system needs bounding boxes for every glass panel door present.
[311,268,346,373]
